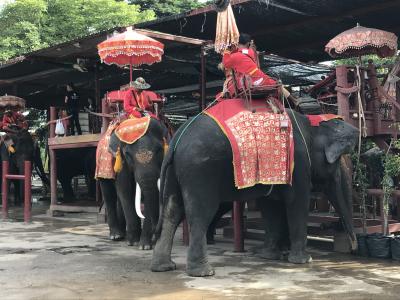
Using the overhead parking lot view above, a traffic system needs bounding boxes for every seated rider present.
[123,77,161,119]
[2,106,28,133]
[222,33,277,91]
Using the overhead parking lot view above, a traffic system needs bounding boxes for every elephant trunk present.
[331,157,357,251]
[135,183,145,219]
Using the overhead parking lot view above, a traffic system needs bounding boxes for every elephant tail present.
[155,143,178,237]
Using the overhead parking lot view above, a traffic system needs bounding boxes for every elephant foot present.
[138,243,152,250]
[127,240,140,247]
[288,251,312,264]
[151,259,176,272]
[206,234,215,245]
[207,238,215,245]
[126,232,141,246]
[109,233,124,241]
[187,263,215,277]
[259,248,282,260]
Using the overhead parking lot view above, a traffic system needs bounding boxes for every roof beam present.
[0,68,73,86]
[155,80,223,94]
[135,29,209,46]
[252,0,400,37]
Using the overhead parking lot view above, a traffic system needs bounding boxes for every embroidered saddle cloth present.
[114,116,151,144]
[95,121,119,179]
[205,99,294,189]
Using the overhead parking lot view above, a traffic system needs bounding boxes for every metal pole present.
[200,45,206,111]
[24,161,32,223]
[233,201,244,252]
[2,160,9,220]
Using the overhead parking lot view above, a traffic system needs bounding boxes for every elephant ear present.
[324,142,346,164]
[108,132,121,157]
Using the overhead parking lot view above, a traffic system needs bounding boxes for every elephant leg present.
[151,192,184,272]
[116,196,126,237]
[184,184,220,277]
[284,185,312,264]
[259,193,289,260]
[206,202,232,244]
[60,177,75,201]
[138,182,159,250]
[99,179,124,241]
[115,164,141,246]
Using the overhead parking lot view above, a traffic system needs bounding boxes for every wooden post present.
[50,149,57,206]
[49,106,58,207]
[2,161,9,220]
[101,98,109,134]
[199,45,206,111]
[336,66,351,122]
[24,161,32,223]
[94,64,101,112]
[49,107,56,138]
[233,201,244,252]
[367,61,382,136]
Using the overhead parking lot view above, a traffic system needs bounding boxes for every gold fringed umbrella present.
[325,24,398,58]
[0,94,26,110]
[214,0,239,54]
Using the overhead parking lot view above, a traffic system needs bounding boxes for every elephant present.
[1,130,48,205]
[98,178,126,241]
[207,153,356,246]
[103,118,167,249]
[151,110,358,277]
[56,148,96,201]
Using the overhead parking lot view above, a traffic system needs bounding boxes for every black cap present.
[239,33,252,45]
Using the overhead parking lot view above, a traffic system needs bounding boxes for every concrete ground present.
[1,208,400,300]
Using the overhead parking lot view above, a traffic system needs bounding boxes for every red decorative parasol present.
[325,24,398,58]
[0,94,26,109]
[98,27,164,82]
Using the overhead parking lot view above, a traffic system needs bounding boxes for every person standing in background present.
[65,83,82,135]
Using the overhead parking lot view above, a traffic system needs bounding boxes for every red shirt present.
[2,112,28,130]
[222,47,276,87]
[123,88,161,118]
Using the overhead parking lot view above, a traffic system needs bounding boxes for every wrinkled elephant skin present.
[152,111,358,277]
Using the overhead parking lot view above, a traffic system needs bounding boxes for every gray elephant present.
[207,154,356,247]
[56,148,96,201]
[151,110,358,277]
[1,130,48,205]
[102,118,167,249]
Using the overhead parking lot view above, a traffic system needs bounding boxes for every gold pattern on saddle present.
[114,116,151,144]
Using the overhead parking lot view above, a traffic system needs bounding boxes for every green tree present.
[0,0,47,61]
[128,0,202,17]
[0,0,155,62]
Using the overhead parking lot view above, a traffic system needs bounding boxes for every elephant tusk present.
[157,178,160,191]
[135,183,145,219]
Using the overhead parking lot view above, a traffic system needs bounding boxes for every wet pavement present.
[1,208,400,300]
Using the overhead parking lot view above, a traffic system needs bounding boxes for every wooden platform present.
[48,133,101,150]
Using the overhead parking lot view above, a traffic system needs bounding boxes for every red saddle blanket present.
[115,116,150,144]
[307,114,342,126]
[205,99,294,189]
[95,121,119,179]
[95,116,151,179]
